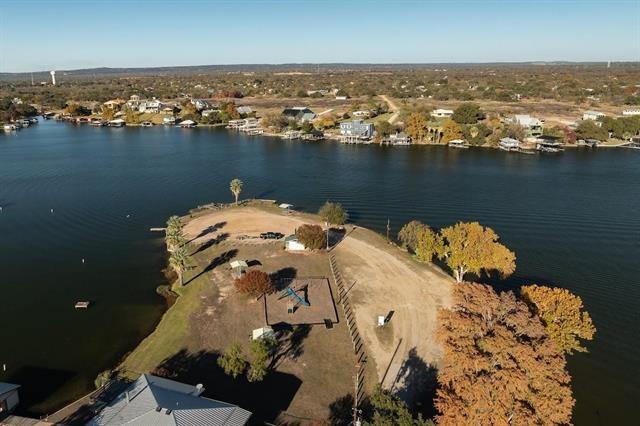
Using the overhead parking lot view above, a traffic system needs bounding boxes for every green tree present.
[230,178,243,205]
[165,215,185,250]
[414,227,443,262]
[366,385,430,426]
[521,285,596,355]
[217,342,247,379]
[397,220,427,253]
[247,336,277,382]
[169,246,189,286]
[439,222,516,283]
[318,201,348,249]
[451,103,484,124]
[576,120,608,141]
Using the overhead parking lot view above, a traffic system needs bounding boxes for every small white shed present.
[284,235,306,251]
[252,326,275,341]
[0,382,20,415]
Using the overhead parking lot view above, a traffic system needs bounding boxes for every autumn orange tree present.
[521,285,596,354]
[438,221,515,283]
[295,224,325,250]
[234,270,274,296]
[436,282,574,425]
[405,112,429,142]
[441,119,464,143]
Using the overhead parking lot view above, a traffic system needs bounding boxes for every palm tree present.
[169,247,189,286]
[165,215,184,251]
[230,178,244,205]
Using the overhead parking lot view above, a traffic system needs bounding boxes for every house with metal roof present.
[86,374,251,426]
[511,114,544,138]
[0,382,20,416]
[282,107,317,122]
[339,120,375,138]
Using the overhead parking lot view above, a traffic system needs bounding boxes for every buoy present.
[50,208,54,214]
[82,258,85,264]
[126,214,130,218]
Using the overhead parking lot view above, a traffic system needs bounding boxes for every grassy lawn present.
[118,203,356,422]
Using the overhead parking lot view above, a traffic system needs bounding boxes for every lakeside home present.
[511,114,544,138]
[282,107,316,122]
[431,108,454,118]
[622,108,640,116]
[339,119,375,143]
[87,374,252,426]
[583,110,605,121]
[498,137,521,151]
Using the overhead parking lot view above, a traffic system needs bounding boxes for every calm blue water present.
[0,120,637,423]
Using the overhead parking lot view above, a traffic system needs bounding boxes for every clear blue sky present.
[0,0,638,72]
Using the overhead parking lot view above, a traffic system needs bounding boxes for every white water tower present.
[50,70,56,85]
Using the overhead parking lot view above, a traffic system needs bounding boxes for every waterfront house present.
[282,107,317,122]
[0,383,20,416]
[499,137,521,151]
[191,99,217,112]
[126,95,144,109]
[431,108,454,118]
[511,114,544,138]
[340,120,375,138]
[86,374,251,426]
[163,116,176,125]
[138,99,164,113]
[381,132,412,145]
[236,106,253,115]
[285,235,306,251]
[103,99,126,110]
[622,108,640,116]
[583,110,605,121]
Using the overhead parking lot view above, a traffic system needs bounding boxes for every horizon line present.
[3,60,639,75]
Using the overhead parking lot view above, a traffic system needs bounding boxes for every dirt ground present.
[187,203,453,414]
[333,227,453,412]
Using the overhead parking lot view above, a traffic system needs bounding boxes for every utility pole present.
[353,362,362,425]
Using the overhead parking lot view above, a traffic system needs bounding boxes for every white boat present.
[179,120,196,128]
[140,121,154,127]
[3,124,18,132]
[448,139,470,149]
[108,119,126,127]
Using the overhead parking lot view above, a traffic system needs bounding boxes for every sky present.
[0,0,639,73]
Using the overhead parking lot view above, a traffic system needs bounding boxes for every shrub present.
[295,224,326,250]
[234,270,274,296]
[217,342,247,379]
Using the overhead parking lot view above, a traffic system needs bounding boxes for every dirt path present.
[379,94,400,124]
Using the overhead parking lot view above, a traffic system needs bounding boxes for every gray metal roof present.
[87,374,251,426]
[0,382,20,397]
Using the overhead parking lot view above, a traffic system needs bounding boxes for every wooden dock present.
[149,227,166,232]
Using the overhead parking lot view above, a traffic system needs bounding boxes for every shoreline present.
[113,199,452,421]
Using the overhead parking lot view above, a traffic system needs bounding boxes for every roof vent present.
[195,383,204,395]
[155,406,162,412]
[165,409,172,415]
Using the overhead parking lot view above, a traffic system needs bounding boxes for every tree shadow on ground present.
[269,324,311,369]
[8,366,76,418]
[153,349,301,424]
[190,233,229,255]
[270,267,298,291]
[329,392,373,426]
[184,249,237,285]
[392,347,439,420]
[187,221,227,244]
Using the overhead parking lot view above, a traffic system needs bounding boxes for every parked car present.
[260,232,284,240]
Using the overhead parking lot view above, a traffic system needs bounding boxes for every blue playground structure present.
[282,286,310,308]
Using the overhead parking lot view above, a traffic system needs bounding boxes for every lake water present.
[0,120,637,423]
